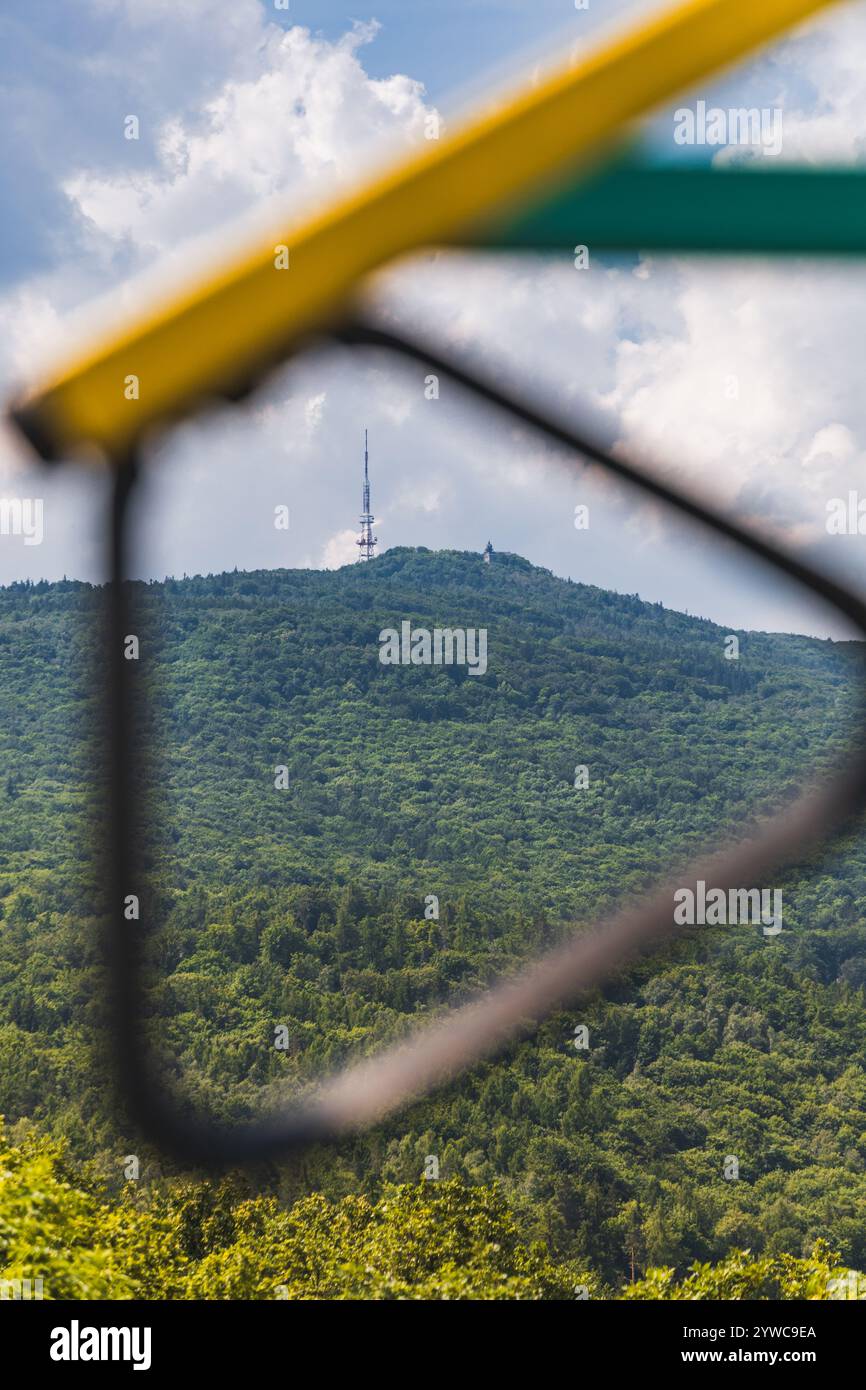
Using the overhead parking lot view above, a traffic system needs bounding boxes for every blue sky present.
[3,0,866,636]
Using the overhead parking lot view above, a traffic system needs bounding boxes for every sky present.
[4,0,866,635]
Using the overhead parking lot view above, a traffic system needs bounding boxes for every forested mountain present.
[2,547,866,1297]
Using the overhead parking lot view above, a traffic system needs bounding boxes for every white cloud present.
[763,3,866,163]
[374,239,866,580]
[64,23,437,263]
[304,392,327,434]
[321,527,363,569]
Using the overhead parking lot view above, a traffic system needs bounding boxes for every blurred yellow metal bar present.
[11,0,842,464]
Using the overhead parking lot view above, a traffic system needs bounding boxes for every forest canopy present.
[1,549,865,1298]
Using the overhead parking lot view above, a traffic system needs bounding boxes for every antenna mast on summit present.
[356,428,377,561]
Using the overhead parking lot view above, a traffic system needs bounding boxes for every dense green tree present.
[1,549,865,1295]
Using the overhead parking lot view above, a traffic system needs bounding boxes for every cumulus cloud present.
[64,22,437,262]
[759,2,866,163]
[321,528,364,569]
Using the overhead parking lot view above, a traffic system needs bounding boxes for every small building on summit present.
[483,541,494,564]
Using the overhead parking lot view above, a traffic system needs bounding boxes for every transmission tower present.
[356,429,377,561]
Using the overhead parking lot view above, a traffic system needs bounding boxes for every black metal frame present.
[106,317,866,1166]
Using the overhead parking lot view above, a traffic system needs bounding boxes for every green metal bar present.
[470,158,866,254]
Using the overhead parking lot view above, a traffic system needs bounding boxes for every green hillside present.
[2,548,866,1295]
